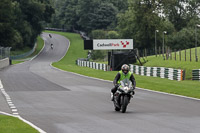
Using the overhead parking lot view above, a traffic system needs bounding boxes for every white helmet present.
[121,64,129,75]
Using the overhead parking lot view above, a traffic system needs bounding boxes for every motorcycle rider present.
[111,64,136,101]
[51,43,53,49]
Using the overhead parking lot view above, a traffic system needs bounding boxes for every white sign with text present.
[93,39,133,50]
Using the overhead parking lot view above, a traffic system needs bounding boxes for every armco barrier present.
[192,69,200,81]
[77,60,108,71]
[0,58,10,69]
[130,64,184,81]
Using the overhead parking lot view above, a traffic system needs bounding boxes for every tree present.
[167,28,195,49]
[107,31,119,39]
[0,0,21,48]
[109,0,128,12]
[77,0,118,32]
[58,0,79,31]
[13,0,54,49]
[118,0,163,49]
[162,0,200,31]
[91,30,106,39]
[1,0,54,49]
[88,2,118,31]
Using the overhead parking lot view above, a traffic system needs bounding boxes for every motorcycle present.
[113,79,134,113]
[51,44,53,49]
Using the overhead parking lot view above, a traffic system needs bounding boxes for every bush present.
[91,29,106,39]
[107,31,119,39]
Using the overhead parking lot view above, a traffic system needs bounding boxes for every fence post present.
[168,47,170,60]
[155,47,157,57]
[179,50,181,61]
[0,47,2,59]
[137,49,139,57]
[175,49,176,61]
[143,49,144,57]
[185,49,186,61]
[145,49,147,59]
[190,48,192,62]
[170,48,172,60]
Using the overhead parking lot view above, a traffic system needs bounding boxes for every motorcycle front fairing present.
[115,79,134,105]
[119,79,134,94]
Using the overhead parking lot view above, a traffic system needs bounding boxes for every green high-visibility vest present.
[117,70,132,84]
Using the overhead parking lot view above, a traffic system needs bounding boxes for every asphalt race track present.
[0,33,200,133]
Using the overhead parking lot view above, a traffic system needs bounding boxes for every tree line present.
[49,0,200,50]
[0,0,54,50]
[1,0,200,51]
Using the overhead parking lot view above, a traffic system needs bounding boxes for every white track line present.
[0,33,60,132]
[29,34,46,62]
[0,80,46,133]
[0,111,46,133]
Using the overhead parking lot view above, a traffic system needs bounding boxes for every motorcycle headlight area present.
[124,87,130,92]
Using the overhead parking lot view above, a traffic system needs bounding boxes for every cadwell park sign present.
[84,39,133,50]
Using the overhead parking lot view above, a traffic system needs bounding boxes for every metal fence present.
[0,47,11,59]
[45,27,90,40]
[138,47,200,62]
[10,43,37,60]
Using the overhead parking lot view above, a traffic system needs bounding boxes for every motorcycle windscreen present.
[120,79,132,88]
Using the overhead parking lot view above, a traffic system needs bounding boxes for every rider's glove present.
[115,84,119,88]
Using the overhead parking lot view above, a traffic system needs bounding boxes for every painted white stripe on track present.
[9,104,14,106]
[0,79,47,133]
[0,111,46,133]
[0,34,51,133]
[0,80,3,89]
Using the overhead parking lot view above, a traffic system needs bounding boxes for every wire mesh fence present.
[0,47,11,60]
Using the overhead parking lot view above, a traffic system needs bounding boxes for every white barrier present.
[0,58,10,69]
[129,64,184,81]
[77,60,108,71]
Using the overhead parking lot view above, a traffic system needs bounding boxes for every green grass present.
[169,47,200,62]
[44,30,200,99]
[12,36,44,64]
[12,60,24,64]
[11,47,32,56]
[29,36,44,57]
[141,48,200,79]
[0,115,38,133]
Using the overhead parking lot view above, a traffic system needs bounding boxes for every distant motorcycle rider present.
[51,43,53,49]
[111,64,136,101]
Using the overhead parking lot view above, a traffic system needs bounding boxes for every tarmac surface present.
[0,33,200,133]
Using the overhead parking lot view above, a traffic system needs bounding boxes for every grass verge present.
[12,36,44,64]
[11,47,32,56]
[0,115,38,133]
[44,30,200,99]
[141,49,200,80]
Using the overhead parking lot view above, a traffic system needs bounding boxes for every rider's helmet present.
[121,64,129,75]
